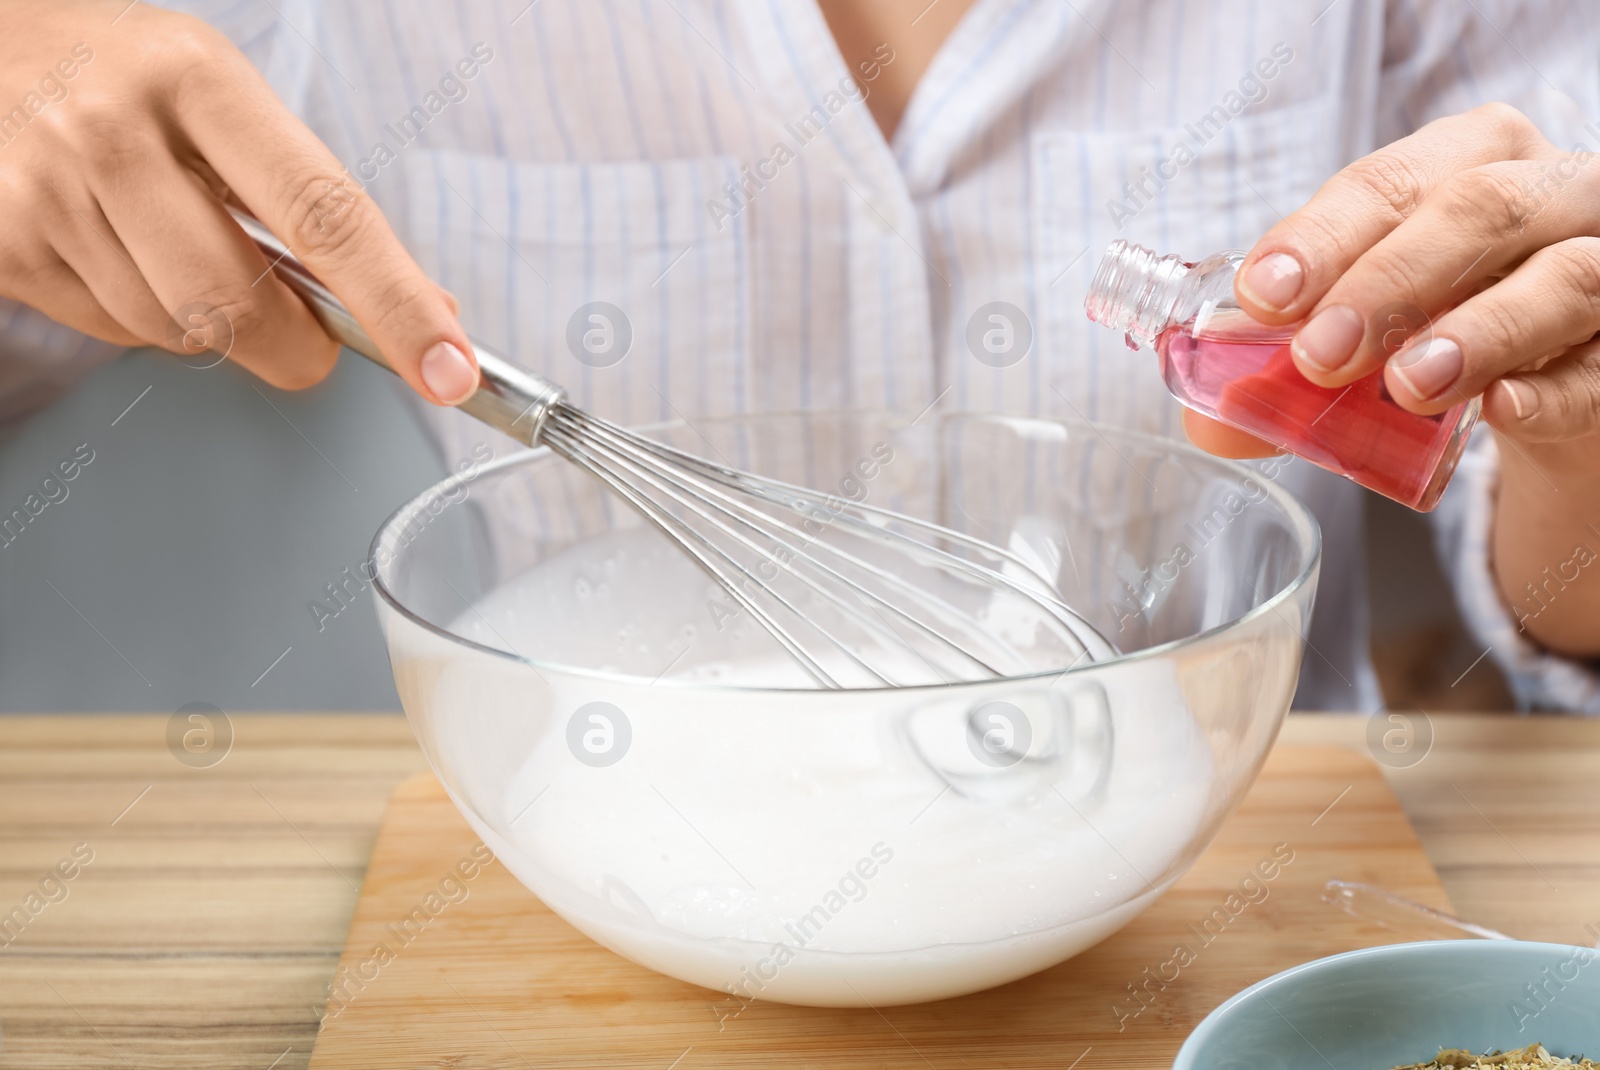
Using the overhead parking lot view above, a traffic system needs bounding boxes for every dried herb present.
[1394,1044,1598,1070]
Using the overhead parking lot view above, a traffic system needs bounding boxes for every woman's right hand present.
[0,0,479,404]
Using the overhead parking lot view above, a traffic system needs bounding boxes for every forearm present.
[1492,437,1600,657]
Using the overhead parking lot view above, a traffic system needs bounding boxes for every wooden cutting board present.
[308,745,1451,1069]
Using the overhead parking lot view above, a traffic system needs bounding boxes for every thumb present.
[290,197,481,406]
[182,63,480,404]
[1182,409,1282,459]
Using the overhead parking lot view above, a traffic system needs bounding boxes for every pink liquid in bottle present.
[1157,311,1472,510]
[1085,241,1480,511]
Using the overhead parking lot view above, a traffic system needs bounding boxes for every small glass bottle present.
[1083,240,1479,511]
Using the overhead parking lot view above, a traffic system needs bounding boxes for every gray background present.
[0,349,446,712]
[0,348,1496,713]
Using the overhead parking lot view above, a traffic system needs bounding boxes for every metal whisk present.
[234,211,1115,687]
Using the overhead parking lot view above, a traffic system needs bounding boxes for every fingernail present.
[1499,377,1539,420]
[420,340,478,405]
[1291,305,1366,372]
[1390,336,1463,401]
[1239,252,1305,311]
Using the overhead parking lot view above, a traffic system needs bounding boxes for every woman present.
[0,0,1595,710]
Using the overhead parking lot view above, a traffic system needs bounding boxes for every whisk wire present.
[544,421,907,687]
[541,424,843,686]
[558,408,1115,664]
[556,412,1017,683]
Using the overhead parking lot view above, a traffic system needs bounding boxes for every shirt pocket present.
[1032,94,1343,440]
[399,150,752,433]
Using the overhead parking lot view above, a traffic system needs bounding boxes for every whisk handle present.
[227,208,565,447]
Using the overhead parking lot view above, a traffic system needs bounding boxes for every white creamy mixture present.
[445,526,1216,1005]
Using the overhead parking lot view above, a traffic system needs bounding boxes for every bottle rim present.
[1084,239,1188,348]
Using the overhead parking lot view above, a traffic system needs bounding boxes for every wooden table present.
[0,712,1595,1069]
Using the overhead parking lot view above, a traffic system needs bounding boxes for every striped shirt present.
[3,0,1597,710]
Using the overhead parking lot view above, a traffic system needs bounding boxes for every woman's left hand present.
[1191,102,1600,655]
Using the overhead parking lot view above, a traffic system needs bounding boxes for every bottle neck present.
[1084,240,1195,349]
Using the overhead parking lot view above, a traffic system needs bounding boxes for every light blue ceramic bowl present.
[1174,941,1600,1070]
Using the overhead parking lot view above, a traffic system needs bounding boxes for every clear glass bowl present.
[371,411,1320,1007]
